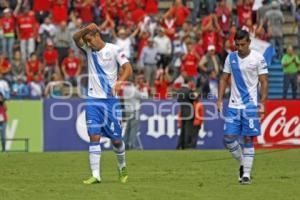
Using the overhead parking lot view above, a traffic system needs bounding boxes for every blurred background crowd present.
[0,0,299,100]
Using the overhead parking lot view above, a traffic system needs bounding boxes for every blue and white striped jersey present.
[82,43,129,98]
[223,50,268,109]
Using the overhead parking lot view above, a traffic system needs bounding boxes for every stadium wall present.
[5,99,300,152]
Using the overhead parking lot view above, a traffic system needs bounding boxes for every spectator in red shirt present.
[43,41,59,83]
[1,8,15,61]
[17,7,38,61]
[119,12,135,28]
[0,53,11,83]
[62,49,82,86]
[51,0,68,24]
[215,0,232,35]
[124,0,137,12]
[131,8,147,25]
[100,0,121,20]
[160,13,176,40]
[194,37,205,59]
[145,0,158,16]
[201,13,221,53]
[226,25,237,52]
[26,53,43,83]
[237,0,254,27]
[181,43,200,82]
[167,0,190,28]
[77,0,95,24]
[154,68,170,100]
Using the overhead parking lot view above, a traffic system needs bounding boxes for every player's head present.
[82,29,103,51]
[234,29,251,56]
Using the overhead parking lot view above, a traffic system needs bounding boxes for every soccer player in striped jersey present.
[217,30,268,185]
[73,23,132,184]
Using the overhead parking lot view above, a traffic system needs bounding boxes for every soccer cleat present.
[83,177,101,184]
[240,176,251,185]
[118,167,128,183]
[238,166,244,183]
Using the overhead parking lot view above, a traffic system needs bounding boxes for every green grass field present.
[0,149,299,200]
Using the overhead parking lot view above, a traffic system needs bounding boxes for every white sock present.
[243,144,255,178]
[113,141,126,170]
[224,138,243,166]
[89,142,101,181]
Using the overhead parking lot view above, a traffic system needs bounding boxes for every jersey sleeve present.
[114,45,129,66]
[257,54,268,75]
[223,55,231,74]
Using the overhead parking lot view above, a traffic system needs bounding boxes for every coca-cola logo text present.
[258,105,300,146]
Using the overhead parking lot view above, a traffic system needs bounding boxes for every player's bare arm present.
[112,62,133,96]
[259,74,268,119]
[72,23,98,48]
[217,72,230,112]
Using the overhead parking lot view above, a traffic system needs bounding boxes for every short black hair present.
[234,29,250,41]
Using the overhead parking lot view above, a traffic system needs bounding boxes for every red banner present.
[256,100,300,148]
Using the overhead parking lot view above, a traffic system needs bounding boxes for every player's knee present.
[112,140,122,148]
[90,135,101,142]
[243,136,254,145]
[223,135,238,149]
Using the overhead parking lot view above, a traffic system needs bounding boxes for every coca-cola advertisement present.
[256,100,300,148]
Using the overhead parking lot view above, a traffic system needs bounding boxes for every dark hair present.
[30,52,36,57]
[82,27,100,40]
[234,29,250,41]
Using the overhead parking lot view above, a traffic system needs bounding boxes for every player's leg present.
[106,98,128,183]
[241,136,255,184]
[83,134,102,184]
[223,135,243,166]
[109,120,127,183]
[112,140,128,183]
[241,106,261,184]
[83,102,102,184]
[223,108,243,182]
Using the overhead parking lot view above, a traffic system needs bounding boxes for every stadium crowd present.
[0,0,298,99]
